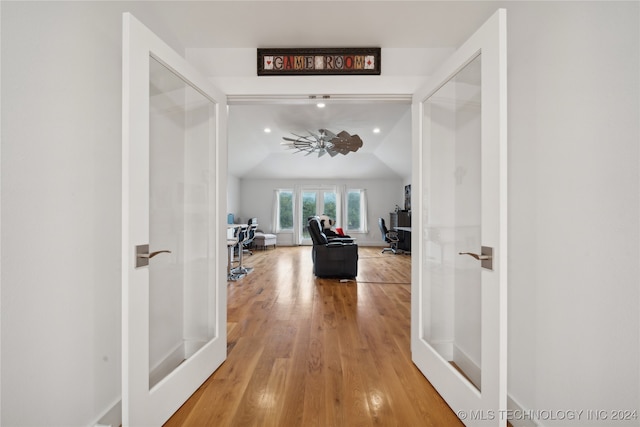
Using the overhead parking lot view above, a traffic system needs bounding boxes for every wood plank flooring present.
[164,246,463,427]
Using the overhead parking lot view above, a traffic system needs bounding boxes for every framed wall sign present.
[257,47,381,76]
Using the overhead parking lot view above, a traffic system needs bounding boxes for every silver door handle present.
[137,250,172,259]
[135,244,171,268]
[458,252,491,260]
[458,246,493,270]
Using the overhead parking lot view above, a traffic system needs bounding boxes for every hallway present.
[165,246,463,426]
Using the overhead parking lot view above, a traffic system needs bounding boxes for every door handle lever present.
[458,246,494,270]
[458,252,491,260]
[135,244,171,268]
[137,250,172,259]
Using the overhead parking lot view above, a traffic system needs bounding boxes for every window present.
[323,192,337,219]
[273,187,366,237]
[301,191,317,224]
[346,189,367,232]
[276,190,294,231]
[301,189,337,239]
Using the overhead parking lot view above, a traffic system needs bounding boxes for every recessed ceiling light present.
[317,102,326,108]
[264,127,271,133]
[373,127,381,133]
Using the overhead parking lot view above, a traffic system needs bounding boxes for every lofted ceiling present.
[228,99,412,179]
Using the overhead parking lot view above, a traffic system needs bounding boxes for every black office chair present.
[378,217,399,254]
[243,217,258,255]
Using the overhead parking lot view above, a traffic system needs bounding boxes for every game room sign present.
[257,48,381,76]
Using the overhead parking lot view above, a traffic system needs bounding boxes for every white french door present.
[411,9,507,426]
[299,187,338,244]
[122,13,227,426]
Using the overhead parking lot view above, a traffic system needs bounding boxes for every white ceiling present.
[228,99,412,179]
[132,1,503,180]
[136,1,500,50]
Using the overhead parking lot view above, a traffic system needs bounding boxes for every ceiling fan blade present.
[319,128,337,139]
[291,132,315,143]
[350,134,363,148]
[331,132,363,154]
[307,129,321,140]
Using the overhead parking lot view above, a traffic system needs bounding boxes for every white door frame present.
[123,8,506,420]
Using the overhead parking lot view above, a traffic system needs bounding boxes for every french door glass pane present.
[302,191,317,238]
[323,192,336,219]
[148,56,216,389]
[422,54,482,391]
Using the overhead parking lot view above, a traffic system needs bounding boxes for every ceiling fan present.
[281,129,363,157]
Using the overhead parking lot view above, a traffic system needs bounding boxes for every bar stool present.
[227,225,245,281]
[232,224,253,276]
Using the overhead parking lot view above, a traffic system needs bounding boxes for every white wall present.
[1,3,126,425]
[506,3,639,425]
[227,174,240,220]
[237,178,405,246]
[1,2,638,427]
[0,2,190,426]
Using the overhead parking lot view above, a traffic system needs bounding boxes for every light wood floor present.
[165,246,463,427]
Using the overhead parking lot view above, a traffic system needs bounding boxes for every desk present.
[394,226,411,253]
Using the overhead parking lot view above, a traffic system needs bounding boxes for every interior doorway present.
[226,95,413,246]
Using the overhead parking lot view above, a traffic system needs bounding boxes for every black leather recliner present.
[307,217,358,278]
